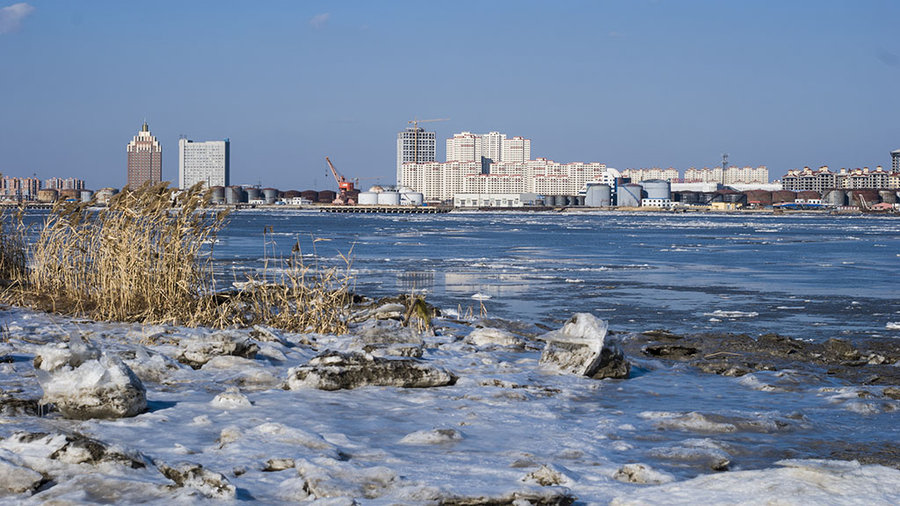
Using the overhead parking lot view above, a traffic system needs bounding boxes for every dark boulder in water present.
[284,350,457,391]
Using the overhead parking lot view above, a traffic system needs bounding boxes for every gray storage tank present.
[617,183,643,207]
[80,190,94,203]
[878,190,897,204]
[822,189,845,207]
[245,188,262,202]
[225,186,245,204]
[585,183,612,207]
[210,186,226,204]
[357,192,379,205]
[262,188,279,204]
[642,180,671,200]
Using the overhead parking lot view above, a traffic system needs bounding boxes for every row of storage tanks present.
[206,186,426,206]
[35,188,121,204]
[583,180,672,207]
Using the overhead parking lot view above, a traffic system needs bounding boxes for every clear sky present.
[1,0,899,190]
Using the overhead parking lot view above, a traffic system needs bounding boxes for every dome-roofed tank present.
[209,186,226,204]
[225,186,246,204]
[400,192,424,206]
[879,190,897,204]
[368,185,385,193]
[797,190,820,201]
[299,190,317,202]
[771,190,796,204]
[80,190,94,203]
[317,190,337,203]
[743,190,772,206]
[59,189,80,201]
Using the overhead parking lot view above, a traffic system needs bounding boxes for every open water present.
[217,210,900,342]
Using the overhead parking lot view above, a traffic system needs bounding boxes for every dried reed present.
[2,183,356,335]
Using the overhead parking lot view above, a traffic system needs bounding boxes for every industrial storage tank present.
[771,190,796,204]
[585,184,612,207]
[95,188,119,204]
[368,185,385,193]
[245,188,262,202]
[377,191,401,206]
[59,189,80,201]
[210,186,226,204]
[80,190,94,202]
[225,186,246,204]
[262,188,279,204]
[743,190,773,207]
[400,192,424,206]
[575,196,585,206]
[36,189,58,203]
[642,180,671,200]
[299,190,317,202]
[357,192,379,205]
[283,190,302,200]
[318,190,337,203]
[878,190,897,204]
[617,184,642,207]
[822,189,845,207]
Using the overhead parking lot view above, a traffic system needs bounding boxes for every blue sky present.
[1,1,899,190]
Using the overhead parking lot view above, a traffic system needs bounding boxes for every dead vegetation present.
[0,183,354,334]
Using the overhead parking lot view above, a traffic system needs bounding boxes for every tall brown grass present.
[2,183,353,334]
[0,206,27,282]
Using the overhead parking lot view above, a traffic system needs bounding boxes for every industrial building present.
[178,138,230,189]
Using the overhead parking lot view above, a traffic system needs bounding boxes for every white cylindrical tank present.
[357,191,379,205]
[400,192,424,206]
[641,179,671,200]
[585,184,611,207]
[617,183,642,207]
[377,191,400,206]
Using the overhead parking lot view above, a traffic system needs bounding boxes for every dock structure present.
[319,205,451,214]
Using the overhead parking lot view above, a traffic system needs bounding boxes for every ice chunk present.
[465,327,525,348]
[539,313,629,379]
[37,353,147,420]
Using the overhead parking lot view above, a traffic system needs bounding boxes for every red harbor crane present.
[325,157,356,205]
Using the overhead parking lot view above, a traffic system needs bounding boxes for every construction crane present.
[325,157,355,204]
[407,117,449,164]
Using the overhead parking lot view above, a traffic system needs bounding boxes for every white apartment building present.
[621,168,680,182]
[446,132,483,163]
[481,131,505,163]
[397,127,436,186]
[683,166,768,185]
[502,136,531,163]
[178,138,230,189]
[400,158,620,201]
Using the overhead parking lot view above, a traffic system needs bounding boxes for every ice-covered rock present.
[0,449,43,494]
[158,461,236,499]
[465,327,525,348]
[353,319,424,346]
[284,350,457,391]
[293,458,398,500]
[399,428,464,445]
[176,331,259,369]
[612,463,674,485]
[538,313,629,379]
[522,464,578,487]
[0,431,147,471]
[210,387,252,409]
[35,343,147,420]
[436,488,576,505]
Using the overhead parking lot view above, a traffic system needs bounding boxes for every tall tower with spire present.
[126,121,162,187]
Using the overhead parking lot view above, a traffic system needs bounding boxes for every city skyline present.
[1,1,899,190]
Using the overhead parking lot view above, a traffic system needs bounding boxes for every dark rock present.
[643,344,699,359]
[884,387,900,400]
[0,395,43,417]
[285,351,457,391]
[590,346,631,380]
[823,338,860,362]
[437,490,576,506]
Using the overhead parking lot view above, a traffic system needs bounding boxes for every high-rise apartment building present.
[892,149,900,172]
[446,132,482,163]
[45,177,85,190]
[397,127,436,186]
[126,122,162,187]
[501,136,531,163]
[481,132,506,164]
[178,138,230,189]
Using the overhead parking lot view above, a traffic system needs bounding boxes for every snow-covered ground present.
[2,305,899,504]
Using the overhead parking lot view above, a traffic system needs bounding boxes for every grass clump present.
[1,183,353,334]
[0,206,27,282]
